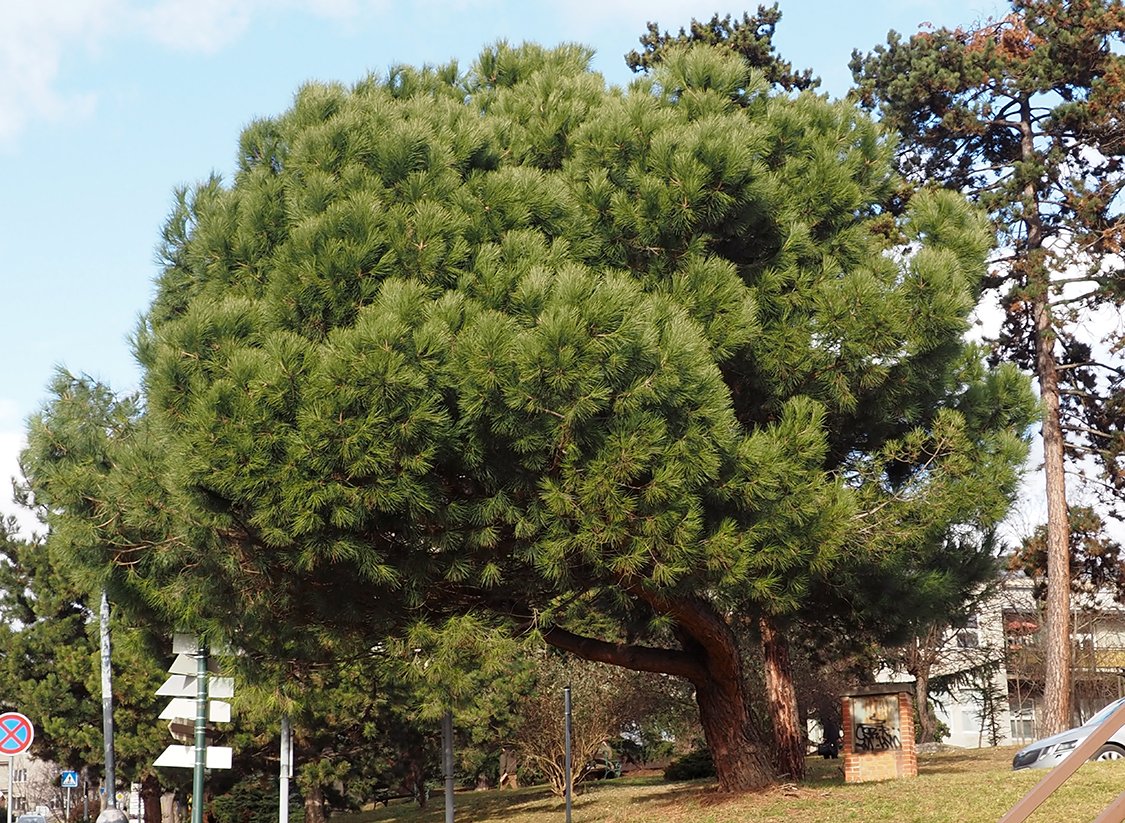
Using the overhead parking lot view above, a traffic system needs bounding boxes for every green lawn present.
[331,747,1125,823]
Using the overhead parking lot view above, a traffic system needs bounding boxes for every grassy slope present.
[333,747,1125,823]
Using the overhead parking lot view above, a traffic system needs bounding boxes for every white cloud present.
[0,0,118,143]
[0,0,384,143]
[134,0,257,53]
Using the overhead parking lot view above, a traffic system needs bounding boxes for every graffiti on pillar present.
[851,694,901,752]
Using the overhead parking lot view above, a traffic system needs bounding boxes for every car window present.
[1086,698,1125,726]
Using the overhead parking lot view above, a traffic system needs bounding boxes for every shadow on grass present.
[354,781,691,822]
[917,747,1019,776]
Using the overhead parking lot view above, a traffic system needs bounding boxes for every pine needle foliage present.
[23,43,1036,792]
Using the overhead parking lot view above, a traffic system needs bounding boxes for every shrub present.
[211,777,300,823]
[664,749,715,781]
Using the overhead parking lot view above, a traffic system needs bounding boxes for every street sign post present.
[154,636,234,823]
[1,712,34,823]
[61,770,79,820]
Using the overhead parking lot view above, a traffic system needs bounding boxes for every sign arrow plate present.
[154,745,232,770]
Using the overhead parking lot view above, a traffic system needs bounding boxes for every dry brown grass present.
[332,746,1125,822]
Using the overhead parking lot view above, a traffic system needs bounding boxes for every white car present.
[1012,697,1125,770]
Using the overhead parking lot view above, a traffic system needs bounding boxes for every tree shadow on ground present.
[917,747,1020,776]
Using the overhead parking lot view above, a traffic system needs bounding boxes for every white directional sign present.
[172,633,233,656]
[154,637,235,771]
[158,699,231,723]
[167,654,221,676]
[154,745,232,770]
[157,675,235,699]
[156,635,235,771]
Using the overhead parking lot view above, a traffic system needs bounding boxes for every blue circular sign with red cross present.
[0,712,34,756]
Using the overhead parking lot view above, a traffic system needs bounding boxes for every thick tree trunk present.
[542,592,774,792]
[759,617,805,780]
[140,773,163,823]
[695,673,772,791]
[1039,301,1072,734]
[1019,93,1071,737]
[303,783,328,823]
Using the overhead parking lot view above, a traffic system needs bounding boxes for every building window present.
[14,768,27,782]
[960,709,978,732]
[1010,714,1036,740]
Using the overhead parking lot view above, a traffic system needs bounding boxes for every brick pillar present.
[842,685,918,783]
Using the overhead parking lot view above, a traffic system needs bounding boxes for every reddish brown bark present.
[759,616,805,780]
[1018,91,1072,736]
[543,591,773,792]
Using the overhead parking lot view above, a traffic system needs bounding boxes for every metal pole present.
[99,591,116,810]
[442,710,454,823]
[8,755,13,823]
[563,686,572,823]
[279,716,290,823]
[66,786,71,822]
[191,639,209,823]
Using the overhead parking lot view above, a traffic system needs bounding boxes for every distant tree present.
[967,655,1008,747]
[1010,505,1125,602]
[864,530,1008,751]
[508,654,659,796]
[21,44,1035,792]
[0,514,170,818]
[851,0,1125,736]
[625,4,819,91]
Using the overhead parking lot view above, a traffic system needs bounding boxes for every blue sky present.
[0,0,1011,533]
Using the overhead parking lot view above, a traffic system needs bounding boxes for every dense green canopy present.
[22,43,1035,791]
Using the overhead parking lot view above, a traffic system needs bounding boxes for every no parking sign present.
[0,712,34,756]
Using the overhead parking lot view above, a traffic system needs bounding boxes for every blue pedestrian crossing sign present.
[61,771,79,788]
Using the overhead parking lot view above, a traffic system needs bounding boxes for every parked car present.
[816,739,840,759]
[1012,697,1125,770]
[583,756,621,780]
[15,814,47,823]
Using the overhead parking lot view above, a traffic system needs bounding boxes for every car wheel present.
[1092,744,1125,762]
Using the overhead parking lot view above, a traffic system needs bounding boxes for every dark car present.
[583,756,621,779]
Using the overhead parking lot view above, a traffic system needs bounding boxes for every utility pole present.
[96,591,127,823]
[279,716,291,823]
[100,591,116,810]
[564,686,572,823]
[442,710,455,823]
[192,639,209,823]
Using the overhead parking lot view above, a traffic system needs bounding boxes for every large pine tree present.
[852,0,1125,736]
[22,44,1035,791]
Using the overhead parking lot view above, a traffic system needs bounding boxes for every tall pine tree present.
[624,4,819,91]
[852,0,1125,735]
